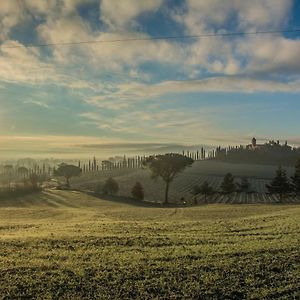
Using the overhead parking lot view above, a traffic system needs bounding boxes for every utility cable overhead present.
[1,28,300,49]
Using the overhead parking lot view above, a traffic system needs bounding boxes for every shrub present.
[103,178,119,195]
[236,177,251,193]
[131,182,144,200]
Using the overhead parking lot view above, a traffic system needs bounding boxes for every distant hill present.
[212,138,300,166]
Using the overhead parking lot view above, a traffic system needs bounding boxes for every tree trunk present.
[194,196,197,205]
[66,177,70,187]
[164,182,170,205]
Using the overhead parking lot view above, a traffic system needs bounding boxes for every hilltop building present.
[247,137,265,150]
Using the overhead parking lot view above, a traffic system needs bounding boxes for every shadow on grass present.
[85,191,183,208]
[0,188,43,207]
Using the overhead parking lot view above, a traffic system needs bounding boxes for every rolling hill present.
[70,161,299,204]
[0,189,299,299]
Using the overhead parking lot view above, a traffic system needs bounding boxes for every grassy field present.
[70,161,299,204]
[0,189,299,299]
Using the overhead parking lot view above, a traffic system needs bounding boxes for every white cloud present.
[237,36,300,74]
[37,13,182,70]
[11,0,296,82]
[175,0,292,34]
[37,15,94,64]
[80,107,217,142]
[100,0,163,29]
[79,102,262,146]
[0,40,57,84]
[85,76,300,110]
[169,0,295,77]
[0,1,27,40]
[24,0,58,16]
[235,0,292,29]
[0,0,96,42]
[0,40,100,90]
[23,100,50,109]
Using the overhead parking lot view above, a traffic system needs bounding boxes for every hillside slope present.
[69,161,299,204]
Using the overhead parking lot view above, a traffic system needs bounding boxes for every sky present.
[0,0,300,159]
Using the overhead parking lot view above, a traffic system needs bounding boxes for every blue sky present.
[0,0,300,159]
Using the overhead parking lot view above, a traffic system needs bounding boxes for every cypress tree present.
[266,166,291,200]
[93,157,97,171]
[221,173,236,194]
[199,181,214,202]
[291,159,300,195]
[191,185,200,204]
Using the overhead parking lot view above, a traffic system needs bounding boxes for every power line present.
[2,28,300,49]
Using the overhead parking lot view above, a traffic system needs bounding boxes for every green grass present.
[0,190,299,299]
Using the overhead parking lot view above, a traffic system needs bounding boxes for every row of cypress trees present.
[266,160,300,199]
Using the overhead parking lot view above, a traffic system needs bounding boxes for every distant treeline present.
[212,139,300,166]
[79,149,208,172]
[2,139,299,178]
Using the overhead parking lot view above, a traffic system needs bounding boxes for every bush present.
[131,182,144,200]
[103,178,119,195]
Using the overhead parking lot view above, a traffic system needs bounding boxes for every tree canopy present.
[143,153,194,204]
[54,164,82,187]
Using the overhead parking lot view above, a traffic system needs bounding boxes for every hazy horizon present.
[0,137,300,162]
